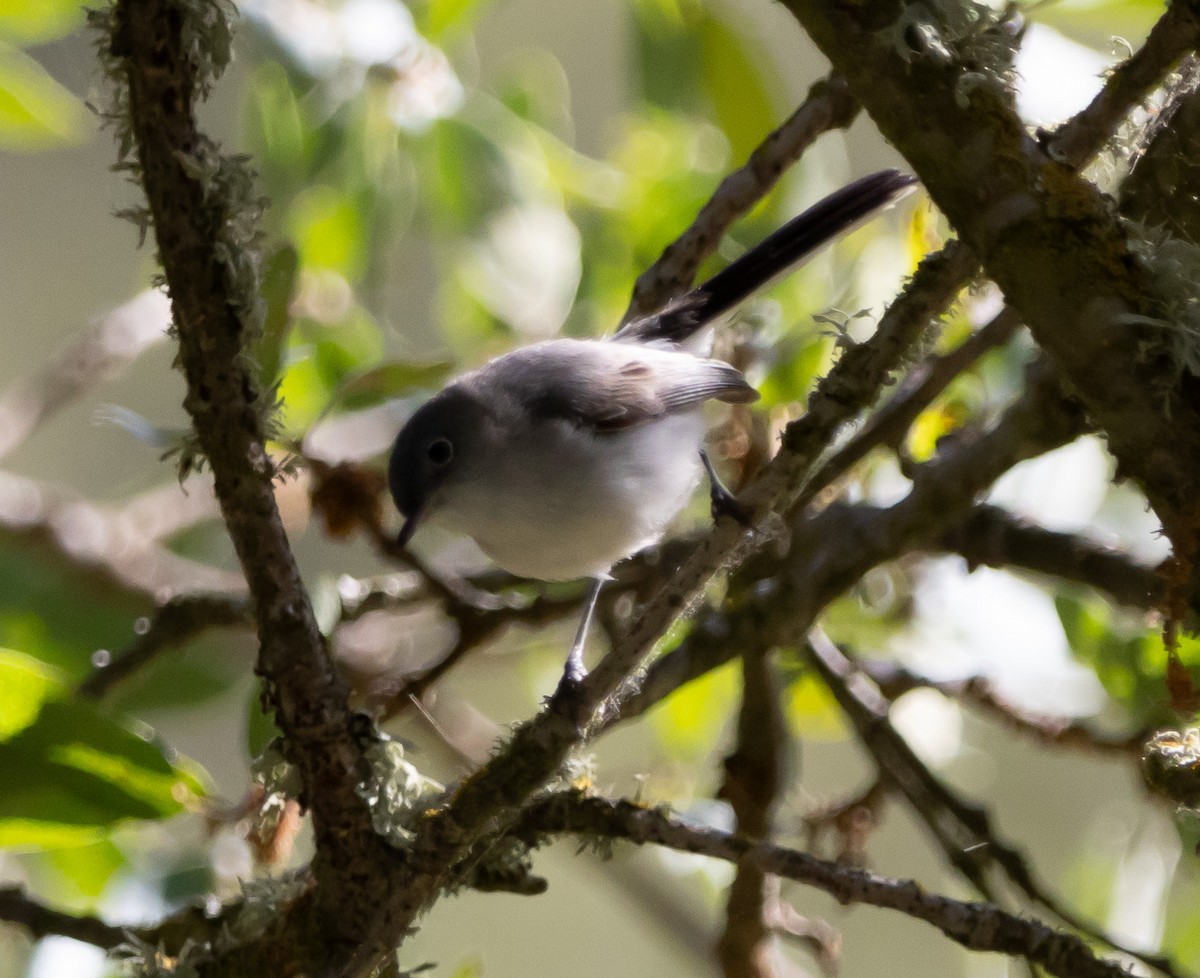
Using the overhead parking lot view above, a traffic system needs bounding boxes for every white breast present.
[432,411,706,581]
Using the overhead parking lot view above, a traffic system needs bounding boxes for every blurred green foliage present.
[0,650,204,850]
[0,0,86,149]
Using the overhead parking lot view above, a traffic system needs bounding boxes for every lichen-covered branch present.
[781,0,1200,591]
[104,0,389,967]
[519,792,1132,978]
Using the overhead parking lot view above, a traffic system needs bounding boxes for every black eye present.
[427,437,453,466]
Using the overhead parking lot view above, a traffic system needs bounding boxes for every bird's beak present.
[397,508,421,549]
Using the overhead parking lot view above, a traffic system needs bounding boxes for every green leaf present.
[421,0,487,41]
[331,360,455,413]
[276,309,388,432]
[256,243,300,385]
[0,652,207,850]
[0,551,143,675]
[648,659,738,761]
[0,0,84,44]
[0,42,87,150]
[0,648,58,739]
[43,840,127,904]
[783,671,847,741]
[109,652,238,713]
[1055,593,1185,725]
[631,0,705,113]
[697,12,778,161]
[289,185,367,278]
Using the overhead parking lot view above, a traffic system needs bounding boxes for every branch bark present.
[780,0,1200,588]
[107,0,391,967]
[520,792,1132,978]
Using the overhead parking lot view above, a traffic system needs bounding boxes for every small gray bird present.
[389,169,916,679]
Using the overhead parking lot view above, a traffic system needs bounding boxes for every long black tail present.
[617,169,917,344]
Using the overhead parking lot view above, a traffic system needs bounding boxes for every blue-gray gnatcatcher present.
[389,169,916,679]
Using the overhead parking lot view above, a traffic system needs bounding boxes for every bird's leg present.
[700,448,752,525]
[564,577,604,684]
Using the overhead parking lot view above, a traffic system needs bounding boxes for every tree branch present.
[520,792,1132,978]
[624,73,859,319]
[0,886,128,951]
[936,504,1162,612]
[803,629,1184,978]
[860,659,1149,757]
[781,0,1200,588]
[77,592,252,699]
[615,361,1087,727]
[716,646,787,978]
[105,0,389,966]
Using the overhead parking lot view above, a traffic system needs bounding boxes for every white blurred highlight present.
[898,561,1106,717]
[1015,24,1113,126]
[464,204,583,339]
[242,0,463,131]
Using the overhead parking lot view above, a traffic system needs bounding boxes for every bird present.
[388,169,917,681]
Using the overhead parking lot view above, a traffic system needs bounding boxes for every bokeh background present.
[1,0,1194,976]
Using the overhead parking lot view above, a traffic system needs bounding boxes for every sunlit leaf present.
[290,185,367,278]
[1035,0,1162,51]
[42,839,126,905]
[448,955,484,978]
[421,0,487,41]
[0,648,58,739]
[697,12,778,162]
[783,671,847,741]
[0,0,84,44]
[648,659,738,761]
[0,42,87,149]
[1055,593,1186,725]
[0,652,206,850]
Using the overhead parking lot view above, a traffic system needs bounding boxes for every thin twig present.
[1046,7,1200,169]
[0,886,128,950]
[624,74,859,320]
[0,289,170,462]
[860,659,1150,757]
[804,629,1187,978]
[78,593,252,699]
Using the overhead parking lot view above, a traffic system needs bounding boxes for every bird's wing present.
[476,339,757,433]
